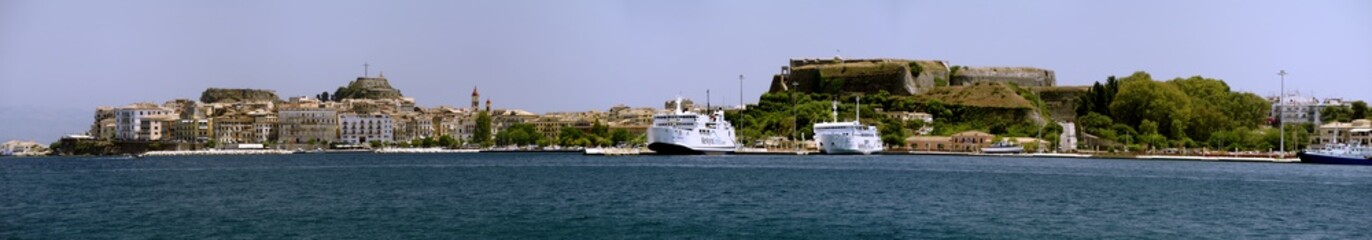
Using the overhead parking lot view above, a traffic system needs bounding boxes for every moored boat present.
[646,97,737,154]
[813,97,883,155]
[981,140,1024,154]
[1298,144,1372,165]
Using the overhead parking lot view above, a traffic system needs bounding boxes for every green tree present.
[1351,101,1368,120]
[610,128,633,146]
[1320,105,1352,123]
[437,135,456,148]
[1226,92,1271,127]
[879,118,907,147]
[494,123,542,146]
[559,126,584,146]
[1078,112,1117,140]
[421,137,437,148]
[473,111,492,147]
[1108,72,1192,140]
[590,121,609,137]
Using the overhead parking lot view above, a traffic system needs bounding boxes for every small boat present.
[1298,144,1372,165]
[1298,123,1372,165]
[981,140,1024,154]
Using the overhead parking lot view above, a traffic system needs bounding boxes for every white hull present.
[647,96,737,155]
[981,146,1024,154]
[647,127,736,154]
[816,134,883,155]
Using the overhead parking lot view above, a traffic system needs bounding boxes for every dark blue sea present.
[3,153,1370,239]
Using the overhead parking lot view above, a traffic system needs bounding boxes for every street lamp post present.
[791,80,798,150]
[739,74,744,146]
[1278,70,1287,154]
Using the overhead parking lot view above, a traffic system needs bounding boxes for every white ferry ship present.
[813,98,884,155]
[646,97,737,154]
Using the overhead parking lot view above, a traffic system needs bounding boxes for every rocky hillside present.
[199,88,280,103]
[333,76,404,100]
[914,82,1034,109]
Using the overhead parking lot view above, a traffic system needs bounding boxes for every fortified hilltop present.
[333,73,404,100]
[767,57,1057,96]
[769,57,945,96]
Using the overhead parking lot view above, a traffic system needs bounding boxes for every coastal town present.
[4,57,1370,162]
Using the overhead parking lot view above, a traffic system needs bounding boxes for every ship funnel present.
[831,101,838,122]
[855,96,861,124]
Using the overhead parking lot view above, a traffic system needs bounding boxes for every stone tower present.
[470,87,480,112]
[485,98,491,112]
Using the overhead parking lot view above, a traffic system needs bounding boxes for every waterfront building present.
[172,119,211,143]
[211,114,254,144]
[114,104,176,141]
[394,114,436,142]
[905,131,1037,152]
[1311,119,1372,148]
[609,105,656,127]
[1270,93,1346,125]
[339,113,394,144]
[906,136,953,151]
[95,119,116,140]
[278,108,339,145]
[530,118,575,139]
[490,109,538,137]
[89,107,115,140]
[252,114,277,144]
[950,131,994,152]
[426,106,470,140]
[883,111,935,135]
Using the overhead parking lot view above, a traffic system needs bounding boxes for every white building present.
[339,113,394,144]
[1059,121,1078,152]
[1270,93,1346,125]
[114,105,176,141]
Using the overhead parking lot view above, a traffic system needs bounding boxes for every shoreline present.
[26,149,1303,164]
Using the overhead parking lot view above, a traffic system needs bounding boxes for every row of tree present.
[1319,101,1369,123]
[1075,72,1302,151]
[384,111,643,148]
[492,122,642,147]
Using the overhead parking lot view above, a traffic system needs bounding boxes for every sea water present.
[3,153,1369,239]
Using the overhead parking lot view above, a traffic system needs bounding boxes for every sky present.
[1,0,1369,143]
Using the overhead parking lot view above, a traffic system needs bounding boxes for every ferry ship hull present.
[1297,151,1372,165]
[646,127,735,155]
[816,135,882,155]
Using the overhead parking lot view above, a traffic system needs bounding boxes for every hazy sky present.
[2,0,1369,143]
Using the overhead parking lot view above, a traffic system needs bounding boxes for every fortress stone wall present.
[952,67,1055,87]
[769,58,946,96]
